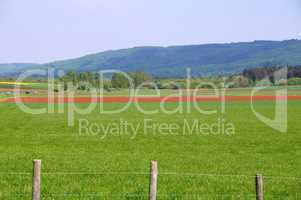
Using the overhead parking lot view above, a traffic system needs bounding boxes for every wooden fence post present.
[255,174,264,200]
[149,161,158,200]
[32,160,41,200]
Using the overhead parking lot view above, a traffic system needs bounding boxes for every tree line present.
[58,65,301,91]
[59,70,152,90]
[242,65,301,85]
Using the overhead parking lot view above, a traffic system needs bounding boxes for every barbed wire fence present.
[1,160,301,200]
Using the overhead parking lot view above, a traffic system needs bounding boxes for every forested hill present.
[1,39,301,77]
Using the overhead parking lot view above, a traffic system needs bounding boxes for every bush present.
[288,77,301,85]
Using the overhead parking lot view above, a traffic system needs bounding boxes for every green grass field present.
[0,98,301,199]
[75,86,301,97]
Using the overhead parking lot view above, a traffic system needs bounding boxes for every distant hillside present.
[0,63,40,76]
[1,39,301,77]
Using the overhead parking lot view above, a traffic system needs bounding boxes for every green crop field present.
[0,98,301,200]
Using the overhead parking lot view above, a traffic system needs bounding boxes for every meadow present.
[0,97,301,199]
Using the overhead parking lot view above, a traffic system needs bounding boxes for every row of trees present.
[111,71,152,88]
[242,65,301,84]
[59,65,301,91]
[59,70,224,90]
[60,70,152,90]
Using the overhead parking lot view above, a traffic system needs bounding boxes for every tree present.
[66,70,78,86]
[129,71,152,88]
[111,73,130,88]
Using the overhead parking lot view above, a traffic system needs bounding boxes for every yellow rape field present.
[0,81,32,86]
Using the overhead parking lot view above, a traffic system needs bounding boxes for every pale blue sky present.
[0,0,300,63]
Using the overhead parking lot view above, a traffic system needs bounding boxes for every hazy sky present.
[0,0,300,63]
